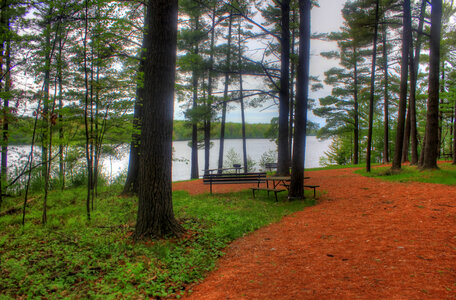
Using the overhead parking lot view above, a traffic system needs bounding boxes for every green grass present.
[305,162,383,171]
[355,162,456,185]
[0,185,313,299]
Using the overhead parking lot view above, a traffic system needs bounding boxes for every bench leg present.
[252,189,256,198]
[313,187,316,198]
[274,191,278,202]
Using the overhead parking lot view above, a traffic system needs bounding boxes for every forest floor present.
[173,167,456,299]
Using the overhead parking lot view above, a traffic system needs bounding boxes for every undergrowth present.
[0,185,313,299]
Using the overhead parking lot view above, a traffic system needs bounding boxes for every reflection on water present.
[107,137,331,182]
[8,137,331,184]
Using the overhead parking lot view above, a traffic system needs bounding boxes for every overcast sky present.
[174,0,347,125]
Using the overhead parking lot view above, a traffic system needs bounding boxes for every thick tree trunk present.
[392,0,411,170]
[366,0,380,173]
[134,0,183,240]
[422,0,442,169]
[289,0,310,199]
[217,12,233,173]
[382,25,389,164]
[277,0,290,176]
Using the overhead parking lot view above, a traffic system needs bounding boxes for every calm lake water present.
[106,137,331,182]
[8,137,331,184]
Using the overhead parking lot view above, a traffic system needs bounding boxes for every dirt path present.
[174,168,456,299]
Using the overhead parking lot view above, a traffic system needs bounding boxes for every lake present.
[106,137,331,182]
[7,137,331,184]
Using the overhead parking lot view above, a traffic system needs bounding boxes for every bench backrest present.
[203,172,266,184]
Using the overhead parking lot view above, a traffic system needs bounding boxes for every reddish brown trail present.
[173,168,456,299]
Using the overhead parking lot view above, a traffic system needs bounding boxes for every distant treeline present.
[9,116,318,145]
[173,120,272,140]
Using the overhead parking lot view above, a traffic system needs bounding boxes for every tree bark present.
[134,0,183,239]
[289,7,297,163]
[438,61,445,158]
[366,0,380,173]
[190,15,200,180]
[353,50,359,165]
[123,7,148,195]
[392,0,411,170]
[238,20,248,173]
[289,0,310,199]
[1,15,10,197]
[409,0,427,165]
[453,102,456,164]
[277,0,290,176]
[422,0,442,169]
[204,5,216,175]
[382,25,389,164]
[217,12,233,173]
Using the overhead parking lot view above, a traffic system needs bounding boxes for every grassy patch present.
[355,163,456,185]
[0,186,313,298]
[306,162,382,171]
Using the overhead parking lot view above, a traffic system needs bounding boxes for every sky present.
[174,0,347,125]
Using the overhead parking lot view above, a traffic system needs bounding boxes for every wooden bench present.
[203,172,266,194]
[251,187,286,202]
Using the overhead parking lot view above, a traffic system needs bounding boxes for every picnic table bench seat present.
[304,185,320,198]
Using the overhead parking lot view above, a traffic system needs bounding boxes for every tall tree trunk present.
[217,12,233,173]
[392,0,411,170]
[277,0,290,176]
[0,5,4,208]
[402,102,411,162]
[123,7,148,195]
[289,0,310,199]
[190,15,200,180]
[366,0,380,173]
[42,14,52,225]
[83,0,92,220]
[353,50,359,165]
[238,20,248,173]
[204,5,216,175]
[58,32,65,189]
[453,102,456,164]
[134,0,183,239]
[382,25,389,164]
[422,0,442,169]
[289,7,297,163]
[2,16,10,198]
[438,61,445,158]
[410,0,426,165]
